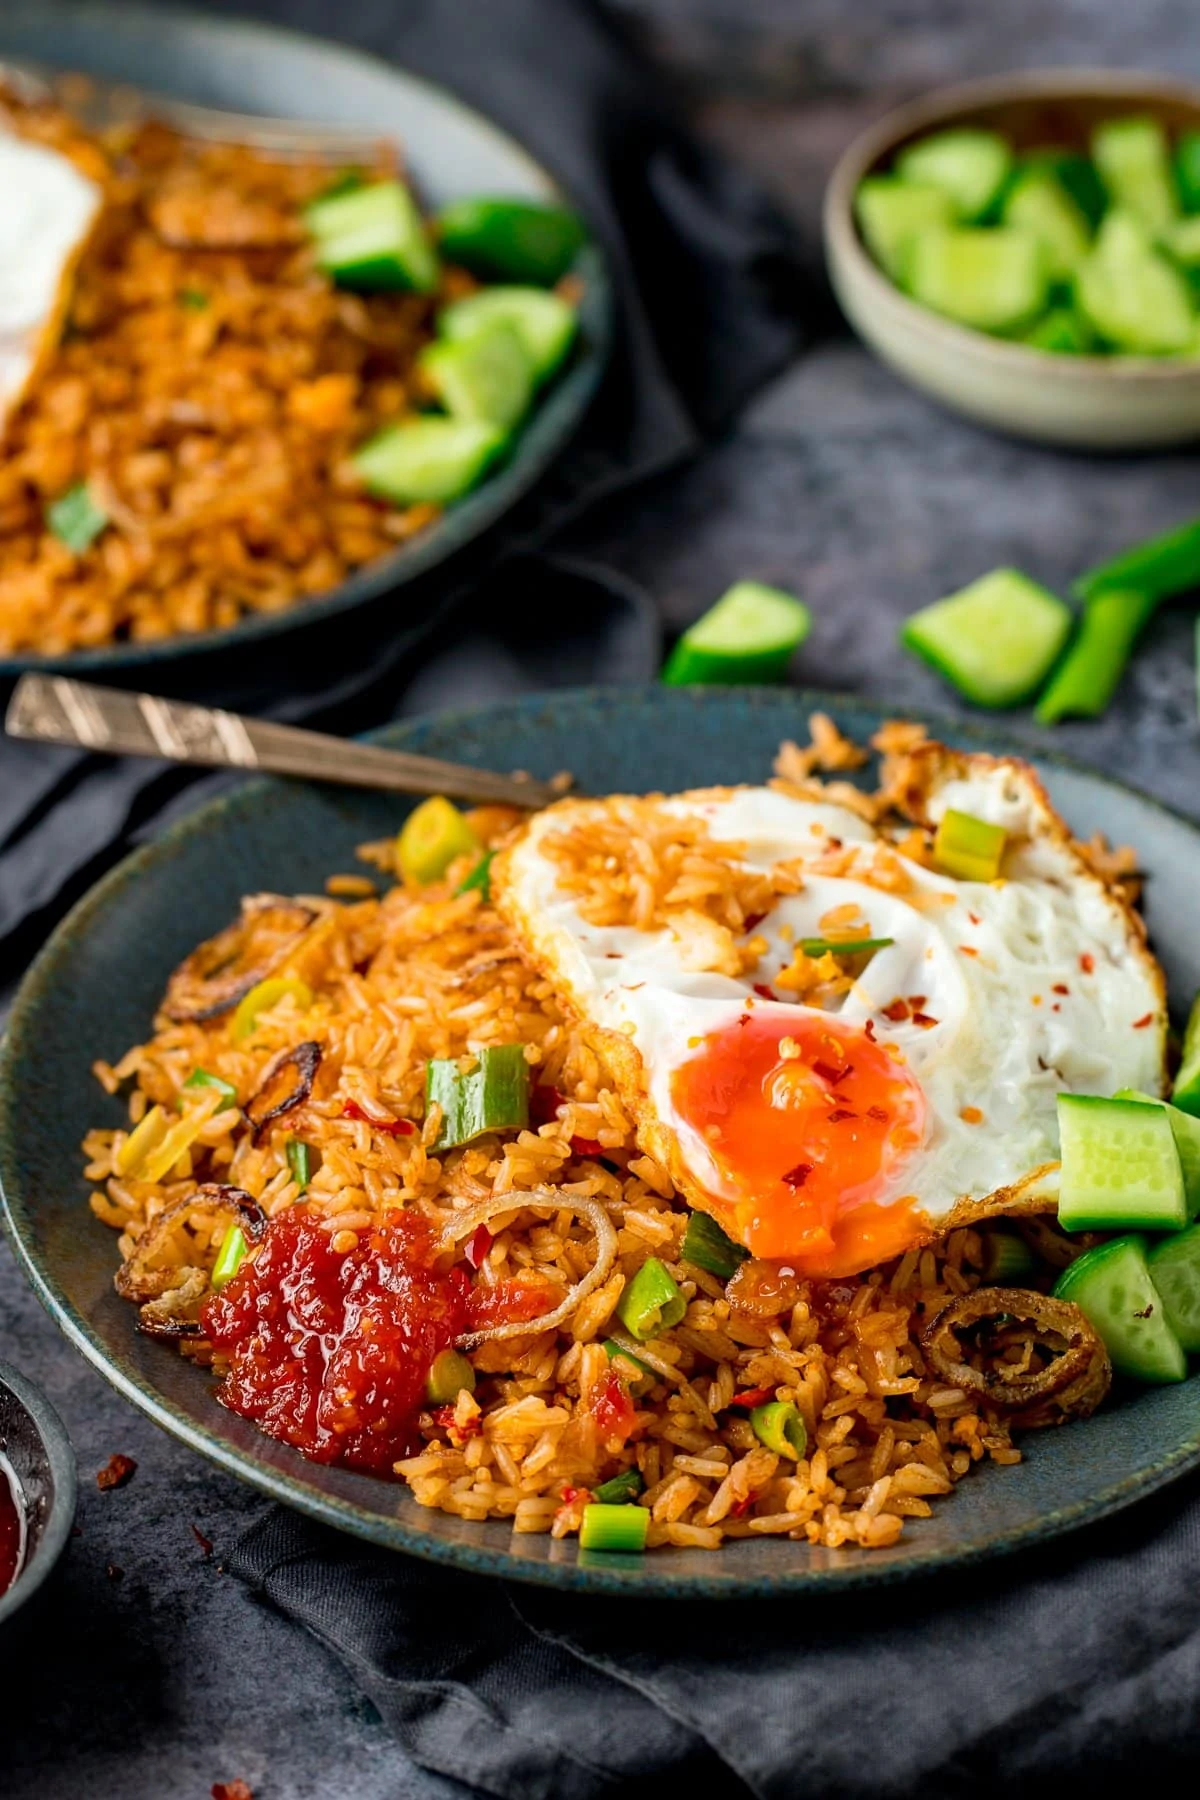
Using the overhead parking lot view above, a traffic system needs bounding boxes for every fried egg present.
[494,744,1167,1277]
[0,130,101,429]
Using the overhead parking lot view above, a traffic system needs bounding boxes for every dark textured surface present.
[5,1,1200,1796]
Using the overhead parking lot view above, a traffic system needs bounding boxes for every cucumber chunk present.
[900,568,1072,708]
[1054,1236,1187,1383]
[1020,148,1109,230]
[1147,1224,1200,1352]
[1163,215,1200,270]
[662,581,810,686]
[435,198,586,284]
[900,226,1049,334]
[1172,991,1200,1117]
[854,176,955,278]
[305,179,439,294]
[438,287,577,384]
[353,418,507,505]
[1176,131,1200,215]
[1092,116,1179,233]
[1074,513,1200,604]
[1021,306,1092,353]
[419,320,535,429]
[1057,1093,1187,1233]
[1075,211,1194,354]
[1002,168,1091,280]
[1115,1090,1200,1219]
[894,129,1013,222]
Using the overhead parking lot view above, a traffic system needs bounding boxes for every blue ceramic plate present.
[4,687,1200,1599]
[0,1,612,675]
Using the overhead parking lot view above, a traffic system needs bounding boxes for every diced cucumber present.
[1054,1236,1186,1383]
[1002,168,1091,280]
[1074,514,1200,605]
[1115,1090,1200,1219]
[1163,215,1200,270]
[435,198,586,285]
[1176,131,1200,215]
[353,417,507,505]
[419,321,535,429]
[305,179,439,294]
[900,226,1049,334]
[1057,1093,1187,1233]
[854,176,955,278]
[894,129,1013,222]
[662,581,810,686]
[1092,116,1179,233]
[1075,211,1194,354]
[1020,148,1108,230]
[900,568,1072,708]
[1021,306,1092,353]
[1147,1224,1200,1352]
[1172,991,1200,1117]
[437,287,577,384]
[1034,588,1158,725]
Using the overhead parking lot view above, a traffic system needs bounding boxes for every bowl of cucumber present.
[824,69,1200,449]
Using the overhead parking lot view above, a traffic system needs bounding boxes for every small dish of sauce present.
[0,1453,25,1597]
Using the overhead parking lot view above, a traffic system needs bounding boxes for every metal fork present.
[0,57,389,162]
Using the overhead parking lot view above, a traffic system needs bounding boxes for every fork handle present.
[5,674,562,809]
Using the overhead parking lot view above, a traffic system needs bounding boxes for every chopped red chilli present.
[1133,1013,1153,1029]
[530,1084,566,1126]
[96,1453,137,1491]
[813,1059,852,1085]
[782,1162,813,1188]
[571,1137,606,1157]
[465,1223,492,1269]
[1080,953,1095,973]
[753,983,777,1001]
[866,1104,889,1122]
[881,999,909,1022]
[911,1012,938,1029]
[725,1385,775,1410]
[340,1099,415,1135]
[827,1108,857,1124]
[1052,983,1070,995]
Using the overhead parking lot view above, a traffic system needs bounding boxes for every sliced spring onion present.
[354,418,507,506]
[1053,1235,1186,1383]
[854,175,955,278]
[1034,588,1158,724]
[425,1347,476,1405]
[615,1256,686,1342]
[178,286,209,309]
[661,581,810,687]
[749,1399,807,1460]
[181,1067,238,1109]
[455,850,495,899]
[211,1225,249,1291]
[47,483,109,553]
[680,1209,748,1280]
[1146,1224,1200,1352]
[1057,1093,1187,1232]
[1114,1089,1200,1220]
[900,568,1072,708]
[602,1338,656,1396]
[591,1467,645,1505]
[579,1502,649,1552]
[435,197,586,285]
[397,796,480,886]
[933,809,1007,883]
[437,287,578,384]
[1074,515,1200,606]
[304,178,439,293]
[419,319,535,430]
[1173,991,1200,1117]
[893,128,1013,222]
[799,935,894,958]
[427,1044,530,1151]
[286,1138,311,1194]
[978,1228,1038,1284]
[232,976,313,1043]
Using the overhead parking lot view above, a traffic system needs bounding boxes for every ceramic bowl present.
[824,69,1200,449]
[0,1360,76,1640]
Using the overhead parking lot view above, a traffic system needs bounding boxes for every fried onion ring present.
[438,1190,618,1348]
[921,1286,1111,1427]
[162,895,315,1022]
[115,1184,268,1337]
[244,1040,323,1142]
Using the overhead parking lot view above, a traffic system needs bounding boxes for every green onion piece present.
[397,796,480,886]
[681,1209,748,1280]
[1035,588,1158,724]
[579,1502,649,1552]
[978,1229,1038,1284]
[455,851,495,899]
[1074,515,1200,606]
[211,1226,249,1291]
[232,975,313,1043]
[591,1467,644,1505]
[799,935,895,958]
[180,1067,238,1109]
[286,1138,311,1194]
[933,809,1007,882]
[47,483,109,553]
[179,287,209,309]
[602,1338,656,1396]
[425,1347,476,1405]
[426,1044,530,1151]
[615,1257,686,1342]
[749,1400,807,1461]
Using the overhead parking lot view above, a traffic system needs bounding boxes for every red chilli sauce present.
[0,1454,25,1596]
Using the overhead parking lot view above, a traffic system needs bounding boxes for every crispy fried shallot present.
[162,896,315,1022]
[439,1190,617,1348]
[244,1040,322,1142]
[115,1184,268,1337]
[922,1286,1111,1427]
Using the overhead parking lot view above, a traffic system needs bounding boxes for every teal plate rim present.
[4,684,1200,1599]
[0,0,613,676]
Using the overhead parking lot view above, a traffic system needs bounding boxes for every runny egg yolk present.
[670,1012,926,1273]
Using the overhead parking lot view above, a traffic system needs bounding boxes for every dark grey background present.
[6,2,1200,1795]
